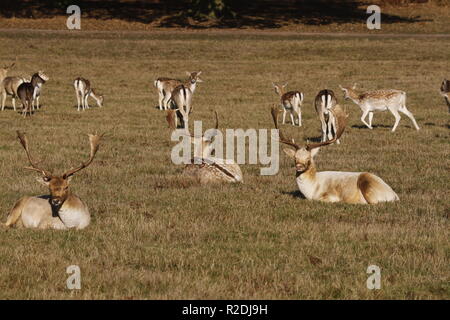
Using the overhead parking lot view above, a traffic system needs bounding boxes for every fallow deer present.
[314,89,340,143]
[440,79,450,113]
[74,77,104,111]
[272,106,399,204]
[339,84,420,131]
[167,110,243,184]
[1,76,28,111]
[0,60,16,84]
[273,82,304,127]
[17,71,49,117]
[3,131,103,230]
[154,71,202,110]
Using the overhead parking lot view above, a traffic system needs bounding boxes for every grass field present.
[0,29,448,299]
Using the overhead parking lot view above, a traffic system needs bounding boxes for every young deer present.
[314,89,340,143]
[273,82,304,127]
[17,71,49,117]
[440,79,450,113]
[170,84,194,129]
[3,131,103,230]
[339,84,420,131]
[154,71,203,110]
[74,77,104,111]
[272,106,399,204]
[167,110,243,184]
[1,76,28,111]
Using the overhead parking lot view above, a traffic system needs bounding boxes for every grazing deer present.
[272,106,399,204]
[339,84,420,131]
[17,71,49,117]
[74,77,104,111]
[154,71,203,110]
[272,82,304,127]
[3,131,103,230]
[440,79,450,113]
[314,89,340,143]
[1,76,29,111]
[167,110,243,184]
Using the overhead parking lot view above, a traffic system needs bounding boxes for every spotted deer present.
[167,110,243,184]
[314,89,340,143]
[273,82,304,127]
[74,77,104,111]
[339,84,419,131]
[0,60,16,84]
[440,79,450,113]
[272,106,399,204]
[17,71,49,117]
[154,71,202,110]
[3,131,103,230]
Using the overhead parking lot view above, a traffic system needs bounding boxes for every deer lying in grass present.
[339,84,419,131]
[3,131,103,229]
[17,71,49,117]
[273,82,304,127]
[167,110,243,184]
[74,77,104,111]
[440,79,450,113]
[154,71,203,110]
[1,76,29,111]
[314,89,340,143]
[272,106,399,204]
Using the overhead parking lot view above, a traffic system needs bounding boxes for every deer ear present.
[197,71,202,76]
[36,176,50,186]
[311,148,320,158]
[283,82,288,87]
[283,148,296,159]
[186,71,191,76]
[352,83,357,89]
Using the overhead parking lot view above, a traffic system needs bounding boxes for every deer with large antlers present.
[272,105,399,204]
[167,110,243,184]
[339,84,419,131]
[3,131,103,229]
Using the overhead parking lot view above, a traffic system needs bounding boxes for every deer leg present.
[36,96,40,110]
[399,106,420,131]
[290,112,295,126]
[12,97,16,111]
[76,91,81,111]
[297,108,302,127]
[282,109,287,124]
[158,91,164,110]
[368,112,374,127]
[163,93,172,110]
[388,107,401,132]
[360,109,372,129]
[1,91,6,111]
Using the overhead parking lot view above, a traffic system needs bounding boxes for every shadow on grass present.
[0,0,426,29]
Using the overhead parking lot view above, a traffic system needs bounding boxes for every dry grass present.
[0,29,448,299]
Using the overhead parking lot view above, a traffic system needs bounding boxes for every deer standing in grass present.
[154,71,203,110]
[3,131,103,229]
[1,76,29,111]
[273,82,304,127]
[314,89,340,143]
[339,84,419,131]
[0,60,16,85]
[74,77,104,111]
[167,110,243,184]
[17,71,49,117]
[440,79,450,113]
[272,106,399,204]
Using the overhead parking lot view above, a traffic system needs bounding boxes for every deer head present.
[186,71,203,84]
[339,84,357,100]
[271,105,347,173]
[272,82,288,96]
[91,89,104,107]
[0,59,16,81]
[167,109,219,159]
[17,131,103,207]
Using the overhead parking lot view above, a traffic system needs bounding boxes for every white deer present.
[339,84,419,131]
[272,106,399,204]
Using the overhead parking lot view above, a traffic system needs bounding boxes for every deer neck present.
[295,162,318,199]
[90,91,101,105]
[347,89,361,104]
[185,80,197,93]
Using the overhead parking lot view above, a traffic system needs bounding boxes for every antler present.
[271,105,300,149]
[16,131,52,178]
[62,134,104,178]
[306,104,348,151]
